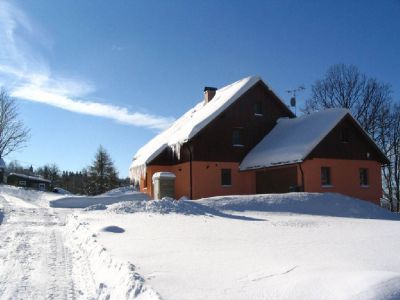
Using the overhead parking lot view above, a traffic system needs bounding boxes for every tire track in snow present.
[238,266,298,283]
[0,193,96,299]
[47,230,76,300]
[0,200,42,299]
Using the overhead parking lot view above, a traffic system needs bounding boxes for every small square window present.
[38,183,46,190]
[221,169,232,186]
[254,102,263,116]
[321,167,331,186]
[232,129,243,146]
[19,180,26,186]
[359,168,369,186]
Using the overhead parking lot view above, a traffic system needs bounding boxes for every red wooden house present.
[129,76,388,204]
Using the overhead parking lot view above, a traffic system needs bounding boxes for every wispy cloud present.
[0,1,174,130]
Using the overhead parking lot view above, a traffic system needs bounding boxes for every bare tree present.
[0,89,30,158]
[36,163,60,182]
[303,64,392,138]
[7,160,25,174]
[381,105,400,211]
[303,64,400,208]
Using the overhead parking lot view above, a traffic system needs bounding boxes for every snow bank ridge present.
[50,190,149,208]
[107,197,220,216]
[200,193,400,220]
[65,216,161,300]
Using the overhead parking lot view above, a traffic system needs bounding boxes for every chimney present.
[203,86,217,104]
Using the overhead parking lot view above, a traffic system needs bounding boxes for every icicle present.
[129,164,147,183]
[169,142,182,160]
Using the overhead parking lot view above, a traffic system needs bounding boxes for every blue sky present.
[0,0,399,177]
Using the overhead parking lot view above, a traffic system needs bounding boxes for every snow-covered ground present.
[50,186,147,208]
[1,185,400,299]
[0,185,158,299]
[0,185,97,299]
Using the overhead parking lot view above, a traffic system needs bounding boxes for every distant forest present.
[6,147,130,195]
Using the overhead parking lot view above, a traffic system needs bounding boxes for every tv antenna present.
[287,86,305,116]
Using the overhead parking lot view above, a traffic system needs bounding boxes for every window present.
[254,102,263,116]
[340,128,350,143]
[359,168,369,186]
[19,180,26,186]
[221,169,232,186]
[232,129,243,146]
[321,167,331,186]
[38,183,46,190]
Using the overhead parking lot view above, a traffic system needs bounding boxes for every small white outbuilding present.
[152,172,176,200]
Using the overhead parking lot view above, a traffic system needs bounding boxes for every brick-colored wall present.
[141,163,190,199]
[140,158,383,204]
[300,158,382,204]
[140,161,255,200]
[191,161,255,199]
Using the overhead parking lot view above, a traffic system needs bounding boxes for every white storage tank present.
[152,172,176,200]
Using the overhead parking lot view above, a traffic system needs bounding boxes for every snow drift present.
[50,190,149,208]
[107,197,219,215]
[65,216,161,299]
[0,185,64,207]
[199,192,400,220]
[78,192,400,300]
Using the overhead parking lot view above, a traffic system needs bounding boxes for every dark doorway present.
[256,166,298,194]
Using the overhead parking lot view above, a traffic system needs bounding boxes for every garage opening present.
[256,166,299,194]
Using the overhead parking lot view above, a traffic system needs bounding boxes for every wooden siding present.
[256,165,298,194]
[150,146,189,166]
[307,115,388,163]
[150,81,294,165]
[6,174,51,191]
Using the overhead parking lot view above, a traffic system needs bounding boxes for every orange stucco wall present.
[191,161,255,199]
[139,158,383,204]
[300,158,382,204]
[140,161,256,200]
[140,163,190,200]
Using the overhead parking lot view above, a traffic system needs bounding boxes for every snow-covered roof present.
[129,76,264,181]
[8,172,52,183]
[240,108,350,170]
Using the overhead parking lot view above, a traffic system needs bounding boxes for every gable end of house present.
[306,114,389,164]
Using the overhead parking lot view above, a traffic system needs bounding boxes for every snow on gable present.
[240,108,350,170]
[129,76,261,181]
[8,172,52,183]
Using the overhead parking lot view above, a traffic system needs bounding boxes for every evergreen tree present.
[87,146,119,195]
